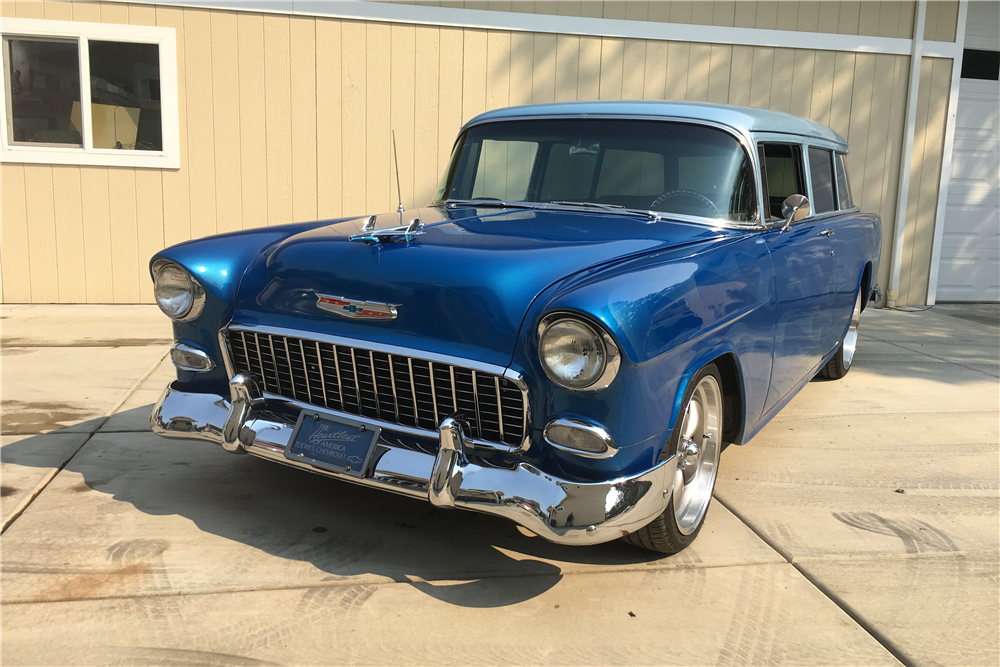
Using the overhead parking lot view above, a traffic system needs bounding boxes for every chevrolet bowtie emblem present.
[316,294,399,320]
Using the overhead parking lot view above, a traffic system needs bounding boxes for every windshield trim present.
[436,198,759,231]
[446,114,763,230]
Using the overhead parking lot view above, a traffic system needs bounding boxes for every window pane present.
[808,147,836,214]
[88,40,161,151]
[445,119,756,222]
[469,139,538,200]
[540,143,598,201]
[760,143,804,220]
[595,149,663,198]
[5,38,82,145]
[835,153,853,209]
[961,49,1000,81]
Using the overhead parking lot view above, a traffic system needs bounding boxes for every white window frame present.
[0,18,179,169]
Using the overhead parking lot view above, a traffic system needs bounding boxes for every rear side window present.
[759,143,805,221]
[808,147,836,214]
[835,153,853,209]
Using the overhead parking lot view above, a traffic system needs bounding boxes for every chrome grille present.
[226,329,526,448]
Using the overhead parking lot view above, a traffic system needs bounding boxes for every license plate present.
[285,412,380,478]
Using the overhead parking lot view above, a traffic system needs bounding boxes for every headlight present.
[538,315,621,391]
[152,260,205,321]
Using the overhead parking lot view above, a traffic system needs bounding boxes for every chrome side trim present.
[543,417,619,460]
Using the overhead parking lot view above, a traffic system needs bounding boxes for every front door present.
[762,223,836,413]
[757,142,836,414]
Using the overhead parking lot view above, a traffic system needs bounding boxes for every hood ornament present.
[350,131,424,244]
[316,294,399,320]
[350,216,423,244]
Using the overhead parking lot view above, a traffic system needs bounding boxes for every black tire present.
[622,363,724,555]
[818,289,862,380]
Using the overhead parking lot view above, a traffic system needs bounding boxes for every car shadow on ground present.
[4,407,674,608]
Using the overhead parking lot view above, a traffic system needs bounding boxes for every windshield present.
[435,119,757,223]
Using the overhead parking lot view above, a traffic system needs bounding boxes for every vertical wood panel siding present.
[0,1,954,305]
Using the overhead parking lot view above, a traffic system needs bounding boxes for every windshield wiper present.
[546,201,657,220]
[445,199,537,210]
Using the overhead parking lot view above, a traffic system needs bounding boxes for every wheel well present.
[711,353,745,446]
[860,262,873,312]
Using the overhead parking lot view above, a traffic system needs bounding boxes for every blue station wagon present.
[151,101,881,554]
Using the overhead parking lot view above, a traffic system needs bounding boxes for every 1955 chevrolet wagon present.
[151,101,881,554]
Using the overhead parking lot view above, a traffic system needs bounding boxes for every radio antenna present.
[392,130,404,224]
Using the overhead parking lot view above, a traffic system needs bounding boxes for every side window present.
[759,143,805,221]
[808,147,836,214]
[835,153,853,209]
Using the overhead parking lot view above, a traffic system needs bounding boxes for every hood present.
[233,206,724,367]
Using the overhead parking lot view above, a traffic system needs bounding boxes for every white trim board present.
[927,0,972,305]
[0,18,180,169]
[119,0,963,59]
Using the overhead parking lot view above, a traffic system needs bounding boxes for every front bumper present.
[150,379,676,546]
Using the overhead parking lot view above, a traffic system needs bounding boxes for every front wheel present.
[818,289,862,380]
[622,364,724,554]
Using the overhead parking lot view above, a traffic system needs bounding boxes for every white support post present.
[926,1,970,306]
[886,0,928,308]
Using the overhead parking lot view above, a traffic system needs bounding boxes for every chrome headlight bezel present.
[537,314,621,392]
[152,259,206,322]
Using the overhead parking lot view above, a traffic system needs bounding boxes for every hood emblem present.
[316,294,399,320]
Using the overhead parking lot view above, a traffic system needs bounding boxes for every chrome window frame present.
[218,324,532,455]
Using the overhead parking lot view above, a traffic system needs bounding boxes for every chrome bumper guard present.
[150,377,676,546]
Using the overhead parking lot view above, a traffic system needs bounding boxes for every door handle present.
[819,228,835,237]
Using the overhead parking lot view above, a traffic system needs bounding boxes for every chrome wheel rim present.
[672,374,723,535]
[842,291,862,369]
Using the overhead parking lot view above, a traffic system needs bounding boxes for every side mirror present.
[781,194,810,231]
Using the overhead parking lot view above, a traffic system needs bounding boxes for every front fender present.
[150,219,352,392]
[511,232,774,482]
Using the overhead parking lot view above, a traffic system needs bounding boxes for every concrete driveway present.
[2,304,997,666]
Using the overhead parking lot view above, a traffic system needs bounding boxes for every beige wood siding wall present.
[1,0,953,305]
[387,1,958,41]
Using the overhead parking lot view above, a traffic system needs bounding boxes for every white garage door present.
[937,2,1000,302]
